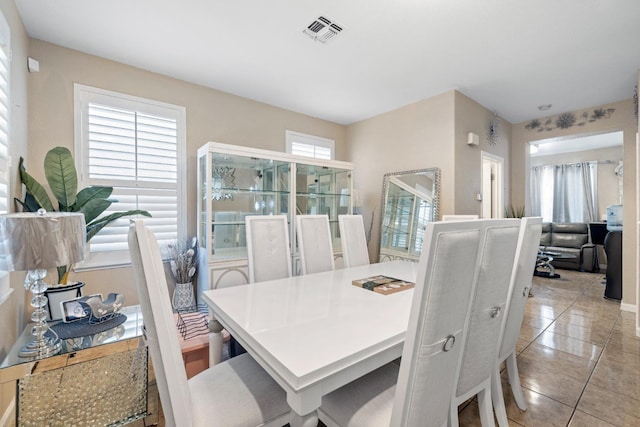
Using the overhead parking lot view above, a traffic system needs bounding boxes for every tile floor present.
[458,269,640,426]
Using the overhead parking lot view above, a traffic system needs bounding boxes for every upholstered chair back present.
[128,220,193,427]
[296,215,335,275]
[491,217,543,427]
[246,215,292,283]
[390,220,483,426]
[499,217,542,360]
[338,215,370,268]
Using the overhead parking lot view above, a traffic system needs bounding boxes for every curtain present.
[580,162,597,222]
[530,162,597,223]
[529,166,544,217]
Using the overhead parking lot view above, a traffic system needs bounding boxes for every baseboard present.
[0,396,15,426]
[620,302,637,313]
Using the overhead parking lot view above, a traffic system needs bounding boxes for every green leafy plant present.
[505,204,526,218]
[15,146,151,284]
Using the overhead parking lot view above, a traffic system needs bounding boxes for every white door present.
[481,152,504,218]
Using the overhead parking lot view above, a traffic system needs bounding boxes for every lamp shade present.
[0,211,86,271]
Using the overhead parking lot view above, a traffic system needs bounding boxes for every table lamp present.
[0,210,86,358]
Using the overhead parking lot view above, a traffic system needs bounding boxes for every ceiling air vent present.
[303,16,343,44]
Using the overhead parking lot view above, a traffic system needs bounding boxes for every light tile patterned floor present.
[458,269,640,426]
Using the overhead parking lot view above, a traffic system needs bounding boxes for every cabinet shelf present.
[296,192,349,197]
[210,188,291,195]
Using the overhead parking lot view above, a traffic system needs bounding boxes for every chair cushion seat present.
[190,353,290,427]
[319,362,398,427]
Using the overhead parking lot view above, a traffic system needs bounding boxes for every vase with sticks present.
[167,237,198,311]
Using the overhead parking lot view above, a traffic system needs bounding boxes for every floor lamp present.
[0,210,85,358]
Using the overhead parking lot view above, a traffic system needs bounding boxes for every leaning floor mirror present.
[379,168,441,262]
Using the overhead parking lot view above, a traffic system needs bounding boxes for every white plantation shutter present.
[75,85,186,268]
[0,11,10,304]
[286,130,334,160]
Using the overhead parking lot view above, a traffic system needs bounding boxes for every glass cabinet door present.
[207,153,290,260]
[295,163,351,251]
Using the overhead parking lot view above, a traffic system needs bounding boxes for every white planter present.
[44,281,85,321]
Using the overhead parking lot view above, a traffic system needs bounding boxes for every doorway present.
[481,152,504,218]
[527,131,623,223]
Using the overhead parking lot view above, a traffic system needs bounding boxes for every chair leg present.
[289,411,318,427]
[491,366,509,427]
[505,352,528,410]
[478,387,495,427]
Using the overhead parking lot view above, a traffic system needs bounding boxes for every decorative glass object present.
[486,112,500,146]
[173,282,196,310]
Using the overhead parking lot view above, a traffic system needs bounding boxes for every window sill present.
[72,254,169,273]
[73,260,132,273]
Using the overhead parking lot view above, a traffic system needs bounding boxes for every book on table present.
[352,275,415,295]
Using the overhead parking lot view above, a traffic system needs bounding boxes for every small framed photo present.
[60,294,102,323]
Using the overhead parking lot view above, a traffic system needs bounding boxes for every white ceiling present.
[14,0,640,125]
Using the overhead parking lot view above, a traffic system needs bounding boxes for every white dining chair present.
[296,214,335,275]
[226,215,294,357]
[491,217,542,427]
[449,219,522,427]
[441,214,479,221]
[246,215,292,283]
[338,215,370,268]
[128,220,290,427]
[318,220,487,427]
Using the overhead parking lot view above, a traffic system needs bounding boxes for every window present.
[286,130,334,160]
[74,84,186,269]
[530,162,598,223]
[0,10,10,304]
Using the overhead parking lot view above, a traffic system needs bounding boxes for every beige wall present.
[25,39,347,308]
[511,99,637,308]
[345,89,510,262]
[0,0,29,418]
[454,91,512,216]
[345,91,455,261]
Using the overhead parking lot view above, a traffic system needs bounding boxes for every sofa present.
[539,223,598,272]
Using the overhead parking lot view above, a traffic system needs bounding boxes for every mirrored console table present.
[0,305,158,426]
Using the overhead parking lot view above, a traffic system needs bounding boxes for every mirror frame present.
[379,167,441,261]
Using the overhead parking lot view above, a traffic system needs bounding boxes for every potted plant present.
[15,146,151,284]
[505,204,526,218]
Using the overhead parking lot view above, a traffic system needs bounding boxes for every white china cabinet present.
[197,142,353,296]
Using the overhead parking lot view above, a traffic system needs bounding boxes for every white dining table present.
[202,260,419,427]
